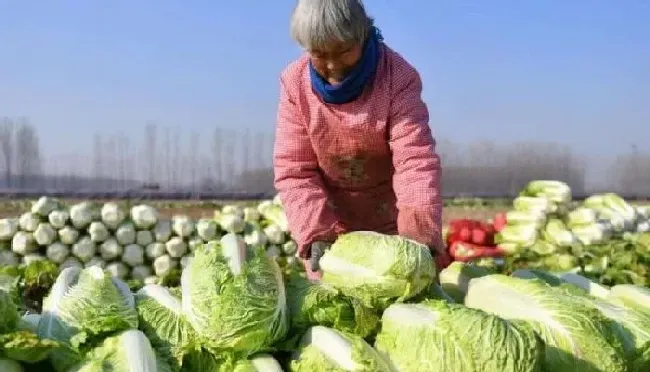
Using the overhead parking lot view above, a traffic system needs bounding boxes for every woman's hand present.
[434,250,453,272]
[303,261,322,280]
[303,241,332,280]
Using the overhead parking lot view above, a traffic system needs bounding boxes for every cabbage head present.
[438,262,492,303]
[0,330,59,364]
[374,300,545,372]
[233,354,284,371]
[0,358,22,372]
[259,204,288,231]
[181,233,288,354]
[37,267,138,371]
[465,274,627,372]
[587,296,650,371]
[100,202,125,230]
[0,290,59,364]
[410,281,456,303]
[135,284,198,370]
[319,231,435,309]
[511,270,650,369]
[511,269,565,286]
[0,290,19,334]
[131,205,159,229]
[607,284,650,315]
[69,329,168,372]
[290,326,391,371]
[32,196,60,216]
[18,314,41,334]
[285,272,379,342]
[179,347,234,372]
[546,283,650,371]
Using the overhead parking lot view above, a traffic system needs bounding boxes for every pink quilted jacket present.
[273,44,443,263]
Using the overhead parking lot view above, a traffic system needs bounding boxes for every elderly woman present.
[274,0,450,279]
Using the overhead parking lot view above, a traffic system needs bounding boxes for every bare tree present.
[613,144,650,197]
[69,153,80,191]
[115,133,127,190]
[69,153,81,190]
[188,131,199,194]
[48,156,58,190]
[435,138,589,198]
[223,130,235,190]
[93,133,104,182]
[171,127,182,189]
[253,131,265,172]
[0,118,15,187]
[144,122,158,185]
[212,127,223,187]
[124,136,135,188]
[0,119,618,196]
[240,128,251,179]
[14,120,42,188]
[163,126,172,189]
[103,135,117,190]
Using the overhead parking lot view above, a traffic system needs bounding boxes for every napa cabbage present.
[69,329,168,372]
[284,272,379,342]
[607,285,650,315]
[290,326,391,371]
[181,233,288,354]
[319,231,435,309]
[374,300,545,371]
[465,274,627,372]
[37,267,138,371]
[233,354,284,371]
[0,291,59,364]
[135,284,198,370]
[0,358,22,372]
[438,262,491,303]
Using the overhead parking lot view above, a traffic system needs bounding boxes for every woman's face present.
[308,40,363,84]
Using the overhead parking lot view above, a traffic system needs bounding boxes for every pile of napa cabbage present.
[0,288,59,371]
[27,232,289,371]
[18,229,650,372]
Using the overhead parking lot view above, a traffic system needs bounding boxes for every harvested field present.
[0,197,506,224]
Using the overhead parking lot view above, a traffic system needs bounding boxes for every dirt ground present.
[0,200,504,224]
[157,206,504,224]
[441,206,503,224]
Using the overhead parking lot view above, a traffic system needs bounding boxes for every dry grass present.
[442,206,504,224]
[153,206,505,224]
[0,198,505,224]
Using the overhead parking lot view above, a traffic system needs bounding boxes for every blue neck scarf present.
[309,26,384,104]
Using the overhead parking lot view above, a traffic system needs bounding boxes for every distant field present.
[0,197,644,223]
[0,197,507,223]
[441,205,504,223]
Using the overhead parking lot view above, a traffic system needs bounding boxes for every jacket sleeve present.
[388,68,444,254]
[273,76,346,258]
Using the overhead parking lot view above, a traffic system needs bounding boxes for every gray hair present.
[290,0,374,51]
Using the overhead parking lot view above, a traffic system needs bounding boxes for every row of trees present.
[0,117,646,197]
[0,117,42,188]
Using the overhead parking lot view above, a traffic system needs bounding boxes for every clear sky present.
[1,0,648,160]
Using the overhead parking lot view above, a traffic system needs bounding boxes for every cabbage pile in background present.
[0,195,299,311]
[495,181,648,255]
[482,181,650,287]
[2,185,650,310]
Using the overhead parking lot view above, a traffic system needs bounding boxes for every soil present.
[0,200,505,224]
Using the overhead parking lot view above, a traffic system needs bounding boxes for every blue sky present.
[1,0,648,159]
